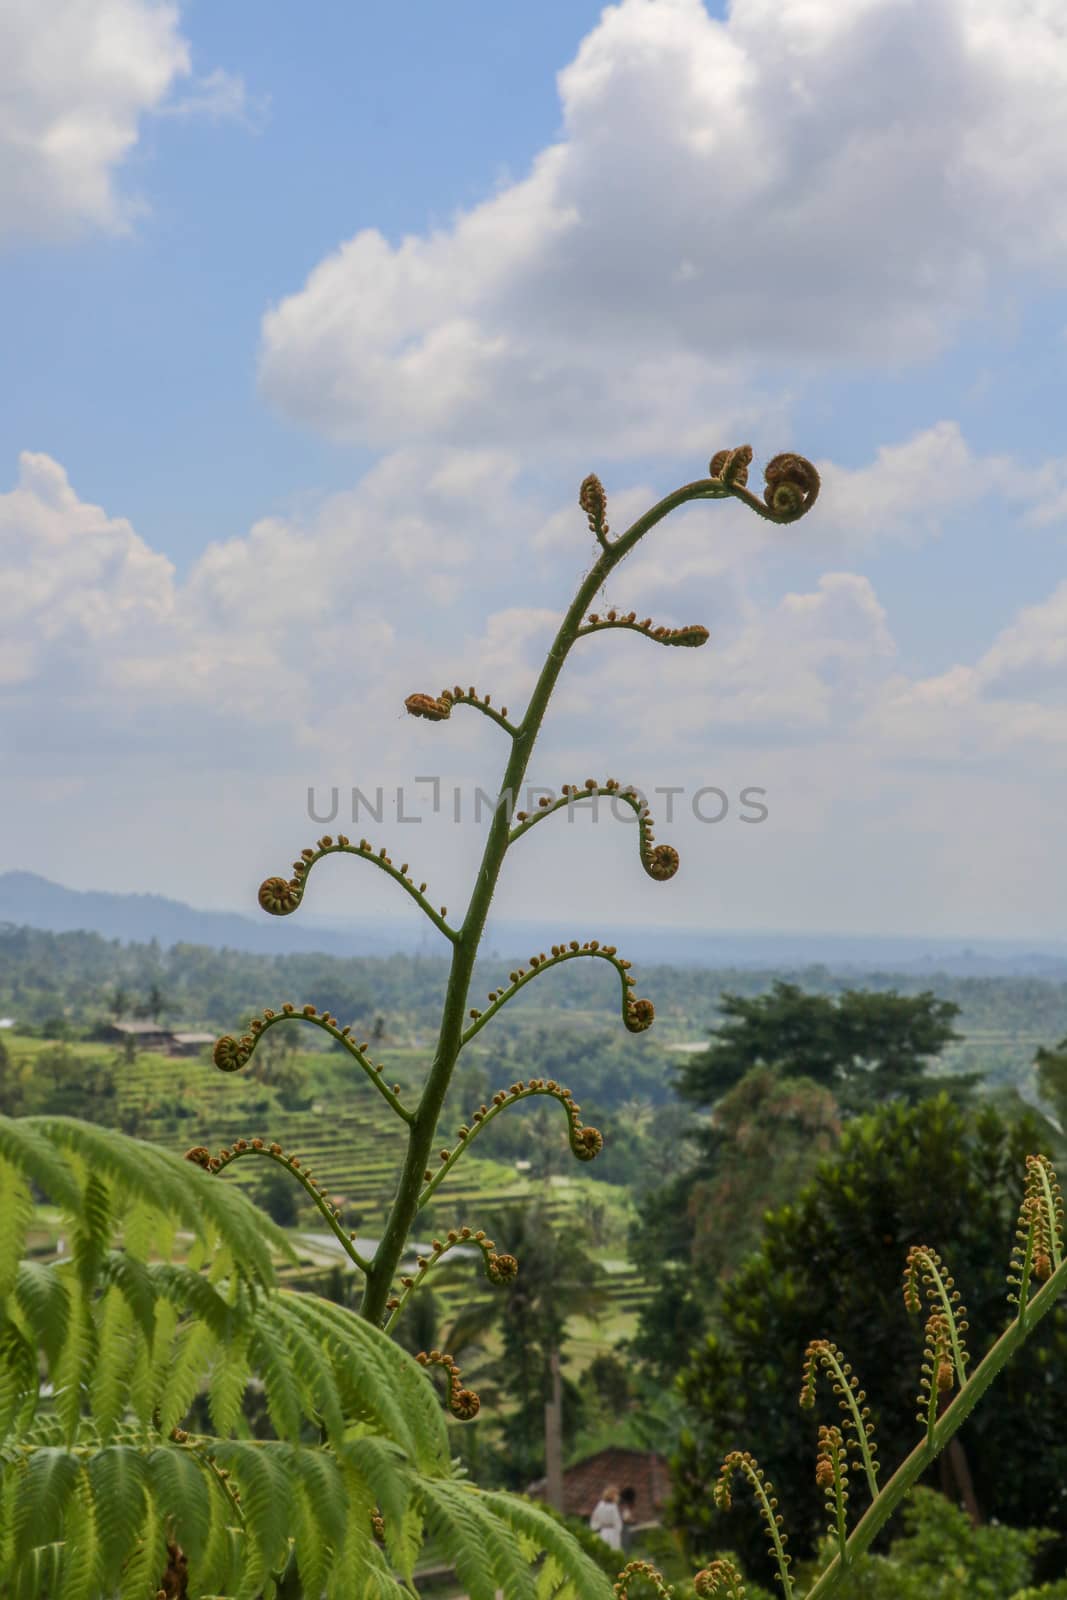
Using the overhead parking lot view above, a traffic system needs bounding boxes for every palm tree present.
[445,1194,611,1493]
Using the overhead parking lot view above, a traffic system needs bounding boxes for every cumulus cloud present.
[0,2,264,243]
[0,452,176,684]
[0,447,555,772]
[0,0,189,240]
[870,580,1067,761]
[259,0,1067,459]
[4,436,1066,927]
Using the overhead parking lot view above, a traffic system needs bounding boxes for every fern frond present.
[0,1321,38,1442]
[157,1318,220,1437]
[279,1293,449,1472]
[145,1442,214,1567]
[0,1156,35,1302]
[86,1445,148,1590]
[56,1459,101,1600]
[12,1448,82,1570]
[14,1116,296,1288]
[89,1283,136,1439]
[481,1490,617,1599]
[248,1312,305,1442]
[261,1294,348,1443]
[13,1260,70,1375]
[207,1325,252,1438]
[51,1275,95,1442]
[116,1487,166,1600]
[211,1437,294,1574]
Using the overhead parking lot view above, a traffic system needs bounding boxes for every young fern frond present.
[508,781,680,882]
[576,611,709,649]
[383,1225,517,1334]
[715,1153,1067,1600]
[414,1349,481,1420]
[406,684,519,737]
[693,1558,749,1598]
[714,1451,793,1597]
[915,1311,954,1443]
[798,1339,879,1501]
[417,1076,604,1209]
[258,832,457,942]
[197,447,819,1333]
[579,472,612,549]
[461,939,655,1044]
[814,1425,849,1561]
[185,1135,373,1273]
[1010,1154,1064,1299]
[612,1557,675,1596]
[211,1004,411,1121]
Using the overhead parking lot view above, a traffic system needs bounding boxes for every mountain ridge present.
[2,870,1066,976]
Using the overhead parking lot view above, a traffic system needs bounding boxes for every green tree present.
[138,981,168,1022]
[670,1095,1067,1578]
[629,1068,840,1380]
[793,1487,1067,1599]
[256,1162,301,1227]
[108,983,130,1019]
[1036,1037,1067,1141]
[677,982,964,1110]
[0,1035,15,1114]
[448,1196,611,1489]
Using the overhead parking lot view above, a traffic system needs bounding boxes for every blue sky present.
[2,0,1066,943]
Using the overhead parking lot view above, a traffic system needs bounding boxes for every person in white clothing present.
[589,1484,624,1550]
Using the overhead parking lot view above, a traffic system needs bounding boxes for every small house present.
[103,1020,174,1051]
[168,1031,217,1057]
[527,1447,670,1528]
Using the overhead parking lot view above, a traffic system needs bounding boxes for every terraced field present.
[7,1031,654,1356]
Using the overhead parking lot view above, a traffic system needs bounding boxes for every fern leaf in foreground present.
[0,1116,615,1598]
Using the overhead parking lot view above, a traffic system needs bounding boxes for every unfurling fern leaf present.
[0,1118,615,1599]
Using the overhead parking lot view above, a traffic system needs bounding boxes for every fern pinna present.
[9,451,1062,1597]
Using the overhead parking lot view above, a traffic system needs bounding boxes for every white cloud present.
[4,437,1067,931]
[0,447,549,771]
[870,580,1067,761]
[0,0,190,241]
[259,0,1067,460]
[0,2,265,243]
[0,452,176,684]
[156,67,269,132]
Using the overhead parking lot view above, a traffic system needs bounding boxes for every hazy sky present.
[2,0,1066,943]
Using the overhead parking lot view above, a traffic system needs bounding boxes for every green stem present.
[358,475,737,1324]
[803,1249,1067,1599]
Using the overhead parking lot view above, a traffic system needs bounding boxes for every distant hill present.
[1,870,1066,976]
[0,871,396,959]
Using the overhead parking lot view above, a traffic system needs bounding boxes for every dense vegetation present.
[5,921,1067,1591]
[4,923,1066,1084]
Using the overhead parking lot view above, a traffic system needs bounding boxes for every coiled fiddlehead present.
[210,1003,410,1121]
[415,1349,480,1420]
[405,684,518,736]
[257,833,456,941]
[509,779,680,884]
[461,939,655,1044]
